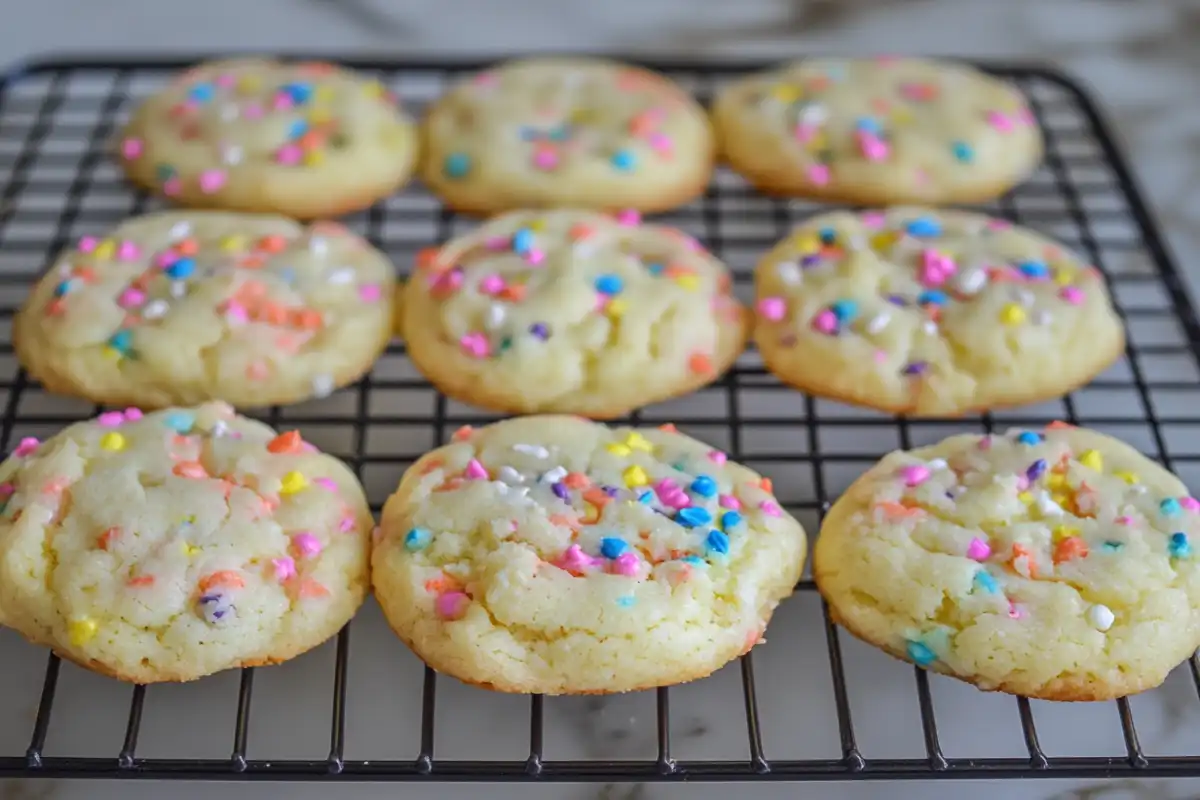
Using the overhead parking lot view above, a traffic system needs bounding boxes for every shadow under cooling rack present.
[0,55,1199,784]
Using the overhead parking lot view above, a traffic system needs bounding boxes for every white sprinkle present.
[1131,485,1147,495]
[955,268,987,295]
[211,420,230,438]
[312,374,335,398]
[484,304,506,330]
[1034,490,1064,517]
[57,263,73,278]
[142,299,169,320]
[1086,603,1114,632]
[866,311,890,334]
[327,267,355,284]
[513,443,550,459]
[1014,288,1035,307]
[775,261,802,284]
[922,320,938,336]
[845,234,868,252]
[541,466,568,484]
[308,236,328,256]
[1032,310,1051,326]
[169,221,191,240]
[169,281,187,298]
[222,144,243,166]
[927,459,948,471]
[498,465,525,484]
[798,102,828,126]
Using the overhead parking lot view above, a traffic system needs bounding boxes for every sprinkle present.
[97,411,124,427]
[1079,450,1103,471]
[272,557,296,581]
[812,309,839,334]
[1054,536,1088,563]
[197,592,235,624]
[1182,497,1200,513]
[312,374,335,398]
[973,570,998,593]
[830,299,858,322]
[13,438,39,457]
[595,274,624,295]
[917,290,947,307]
[460,332,491,358]
[529,322,550,340]
[611,149,636,171]
[966,538,991,561]
[1086,604,1115,632]
[108,329,134,355]
[279,471,307,495]
[756,297,786,321]
[1161,498,1182,517]
[906,217,941,238]
[198,571,245,592]
[900,465,931,487]
[688,353,714,375]
[1060,286,1084,305]
[556,544,601,574]
[1113,470,1139,484]
[512,228,535,255]
[906,640,936,667]
[163,411,195,433]
[1170,532,1190,559]
[100,432,126,452]
[690,475,718,498]
[721,511,744,530]
[1026,459,1048,482]
[443,153,470,178]
[856,131,889,161]
[121,138,143,160]
[706,529,730,555]
[622,465,649,488]
[1000,303,1026,325]
[719,495,740,511]
[600,537,628,559]
[1016,432,1041,446]
[198,169,227,194]
[902,361,928,376]
[611,553,641,577]
[68,618,97,646]
[759,500,782,517]
[951,141,974,163]
[676,507,712,528]
[986,111,1014,132]
[1018,261,1049,280]
[292,532,322,558]
[143,299,169,320]
[165,257,195,280]
[807,163,831,185]
[435,591,471,620]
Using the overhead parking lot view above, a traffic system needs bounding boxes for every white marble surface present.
[0,2,1198,799]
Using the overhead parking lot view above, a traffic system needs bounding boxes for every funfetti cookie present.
[117,58,417,218]
[401,209,747,418]
[372,416,807,695]
[753,208,1124,416]
[420,57,715,215]
[713,57,1042,204]
[0,403,373,683]
[15,211,395,410]
[815,423,1200,700]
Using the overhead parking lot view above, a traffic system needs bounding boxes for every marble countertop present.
[0,2,1198,800]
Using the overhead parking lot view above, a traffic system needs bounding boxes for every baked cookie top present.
[753,208,1124,416]
[372,416,807,694]
[402,209,746,418]
[713,57,1042,204]
[117,58,416,217]
[814,423,1200,700]
[0,403,373,683]
[15,211,395,409]
[420,57,715,214]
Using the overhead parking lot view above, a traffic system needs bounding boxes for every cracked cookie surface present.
[402,209,747,418]
[0,403,373,683]
[372,416,806,694]
[15,211,395,409]
[814,423,1200,700]
[753,208,1123,416]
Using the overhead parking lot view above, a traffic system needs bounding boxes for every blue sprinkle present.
[595,274,624,295]
[1102,540,1124,552]
[917,290,947,307]
[616,596,637,608]
[1018,261,1049,279]
[187,83,215,103]
[637,490,655,505]
[155,163,176,181]
[108,329,133,354]
[511,228,535,254]
[284,82,313,104]
[906,640,936,667]
[54,280,72,297]
[855,116,881,134]
[548,124,570,142]
[681,554,707,567]
[831,299,859,322]
[676,507,713,528]
[818,227,838,245]
[951,141,974,163]
[973,570,999,594]
[404,527,432,552]
[551,482,570,501]
[1161,498,1182,517]
[162,411,195,433]
[600,537,628,559]
[443,152,471,179]
[166,258,196,280]
[288,119,309,139]
[705,529,730,555]
[646,262,665,276]
[1017,432,1042,446]
[721,511,743,530]
[1170,532,1190,559]
[610,149,636,171]
[690,475,718,498]
[905,217,942,238]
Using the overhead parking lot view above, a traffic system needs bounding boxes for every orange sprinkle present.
[237,254,266,270]
[569,223,596,241]
[45,298,66,316]
[72,266,97,283]
[628,111,657,136]
[298,579,329,598]
[583,487,613,509]
[98,527,119,550]
[267,430,304,454]
[689,353,714,375]
[563,472,591,489]
[875,501,923,518]
[498,284,527,302]
[261,303,288,326]
[293,308,323,330]
[658,423,677,433]
[418,457,445,475]
[258,234,289,253]
[298,130,327,150]
[759,477,773,493]
[235,280,267,301]
[433,477,464,493]
[663,264,696,279]
[246,361,270,380]
[1054,536,1089,564]
[1010,544,1040,578]
[126,575,155,587]
[549,513,580,531]
[296,61,336,75]
[176,238,200,256]
[173,461,209,479]
[1046,420,1074,430]
[415,247,444,271]
[452,426,473,441]
[423,574,460,594]
[199,571,245,592]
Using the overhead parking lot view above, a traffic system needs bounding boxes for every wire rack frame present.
[0,55,1195,783]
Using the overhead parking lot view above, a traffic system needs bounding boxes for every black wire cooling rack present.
[0,55,1199,786]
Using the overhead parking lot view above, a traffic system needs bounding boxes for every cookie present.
[420,57,714,214]
[713,57,1042,204]
[815,423,1200,700]
[373,416,806,694]
[117,58,416,218]
[402,209,747,418]
[15,211,395,410]
[0,403,373,683]
[753,208,1124,416]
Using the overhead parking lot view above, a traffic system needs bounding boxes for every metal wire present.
[0,55,1197,784]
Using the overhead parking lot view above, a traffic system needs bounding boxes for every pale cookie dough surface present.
[15,211,395,409]
[117,58,417,218]
[373,416,806,694]
[815,423,1200,700]
[403,210,747,418]
[420,58,715,214]
[713,57,1042,204]
[753,208,1124,416]
[0,403,373,683]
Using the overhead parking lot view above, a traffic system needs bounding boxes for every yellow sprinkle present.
[770,84,802,103]
[674,275,700,291]
[68,618,97,646]
[236,75,261,93]
[606,298,628,319]
[869,231,899,251]
[279,471,307,495]
[183,543,202,557]
[1000,303,1026,325]
[100,432,126,452]
[220,234,247,252]
[303,150,325,167]
[1051,492,1071,508]
[1017,491,1033,505]
[1053,525,1080,544]
[623,465,649,488]
[528,219,546,231]
[793,232,822,253]
[582,503,601,524]
[569,108,594,125]
[1054,268,1076,286]
[307,108,333,126]
[314,85,337,103]
[1113,470,1139,485]
[1079,450,1103,471]
[606,443,632,457]
[1047,473,1068,490]
[804,132,828,151]
[624,432,654,452]
[890,108,914,124]
[102,346,123,361]
[93,239,116,260]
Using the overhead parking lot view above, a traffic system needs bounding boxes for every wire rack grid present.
[0,55,1198,786]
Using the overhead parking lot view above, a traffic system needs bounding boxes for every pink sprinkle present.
[615,209,641,226]
[756,296,786,321]
[430,269,463,293]
[987,111,1014,133]
[985,219,1012,231]
[1016,476,1030,492]
[435,591,471,620]
[242,103,264,120]
[359,284,382,303]
[118,288,146,309]
[610,552,641,577]
[272,557,296,581]
[648,133,673,155]
[793,123,818,143]
[1116,515,1135,525]
[474,72,500,87]
[759,500,782,518]
[464,459,488,480]
[214,73,236,88]
[966,538,991,561]
[484,236,510,251]
[1181,497,1200,513]
[1059,286,1084,305]
[292,532,322,559]
[1008,602,1025,620]
[121,138,143,160]
[163,177,182,197]
[155,250,180,269]
[873,349,888,363]
[313,477,338,492]
[198,169,227,194]
[812,309,838,334]
[978,435,993,450]
[224,302,248,324]
[459,332,491,358]
[116,240,141,261]
[525,248,546,266]
[478,274,504,295]
[807,163,831,186]
[856,131,889,161]
[532,148,558,170]
[919,249,956,286]
[707,450,727,465]
[0,483,14,497]
[554,544,601,574]
[339,515,356,533]
[1019,108,1036,125]
[97,411,125,427]
[78,236,98,253]
[275,144,303,165]
[900,465,931,487]
[124,408,143,421]
[272,92,294,111]
[862,212,887,229]
[13,438,39,457]
[719,494,741,510]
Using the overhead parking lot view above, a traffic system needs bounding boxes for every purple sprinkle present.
[551,482,570,501]
[886,294,908,307]
[1026,459,1048,482]
[212,609,227,619]
[602,485,619,497]
[529,323,550,340]
[800,254,822,268]
[199,594,220,605]
[902,361,929,376]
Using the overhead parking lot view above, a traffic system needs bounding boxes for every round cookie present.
[373,416,806,694]
[814,423,1200,700]
[117,58,417,218]
[420,57,714,215]
[15,211,395,410]
[0,403,373,683]
[403,209,746,418]
[712,57,1042,204]
[753,208,1124,416]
